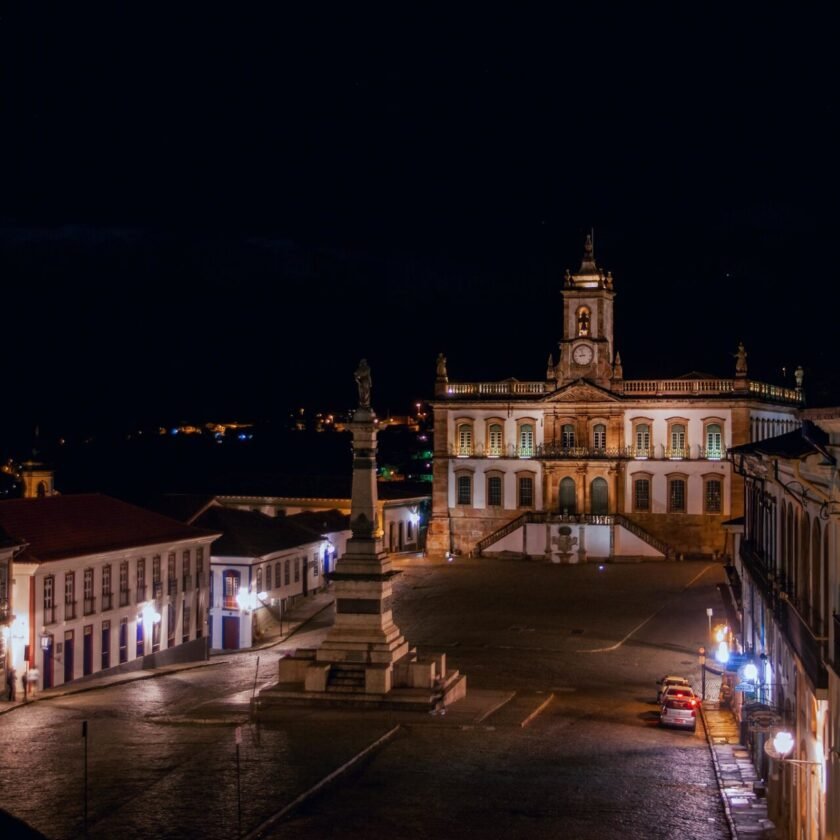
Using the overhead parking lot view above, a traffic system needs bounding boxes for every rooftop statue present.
[734,342,748,376]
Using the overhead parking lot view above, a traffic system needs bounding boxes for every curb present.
[700,704,739,840]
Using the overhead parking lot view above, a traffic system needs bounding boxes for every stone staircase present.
[326,663,366,693]
[473,510,671,560]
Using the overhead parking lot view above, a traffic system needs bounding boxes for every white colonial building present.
[428,237,804,561]
[729,409,840,840]
[0,494,219,690]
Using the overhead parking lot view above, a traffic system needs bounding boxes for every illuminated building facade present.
[729,410,840,840]
[0,494,218,690]
[428,237,804,560]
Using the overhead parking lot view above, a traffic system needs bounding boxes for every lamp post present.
[699,647,706,700]
[706,607,713,641]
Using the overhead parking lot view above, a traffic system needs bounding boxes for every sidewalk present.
[0,590,336,715]
[702,700,777,838]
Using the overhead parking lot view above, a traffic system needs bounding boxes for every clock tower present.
[552,234,616,389]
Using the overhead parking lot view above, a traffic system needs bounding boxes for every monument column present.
[316,360,409,687]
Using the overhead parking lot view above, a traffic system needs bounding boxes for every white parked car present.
[660,694,699,731]
[656,675,692,704]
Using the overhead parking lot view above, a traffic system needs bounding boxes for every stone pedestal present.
[257,386,466,714]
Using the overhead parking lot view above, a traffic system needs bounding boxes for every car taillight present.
[691,710,696,717]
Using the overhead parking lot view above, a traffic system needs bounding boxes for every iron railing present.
[101,592,113,611]
[448,442,727,461]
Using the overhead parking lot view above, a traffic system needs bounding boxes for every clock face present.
[572,343,594,365]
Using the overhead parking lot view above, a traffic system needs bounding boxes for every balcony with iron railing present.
[168,578,178,596]
[64,600,77,621]
[136,585,147,603]
[448,442,727,461]
[83,596,96,615]
[119,588,130,607]
[195,572,204,589]
[44,605,56,625]
[182,575,192,592]
[778,595,828,691]
[153,581,163,600]
[440,377,803,404]
[101,592,113,611]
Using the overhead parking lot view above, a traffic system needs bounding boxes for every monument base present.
[256,647,467,715]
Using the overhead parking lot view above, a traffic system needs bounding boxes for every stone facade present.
[429,237,803,559]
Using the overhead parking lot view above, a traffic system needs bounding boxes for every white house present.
[190,505,333,650]
[728,410,840,839]
[0,494,220,690]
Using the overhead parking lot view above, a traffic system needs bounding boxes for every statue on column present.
[354,358,372,409]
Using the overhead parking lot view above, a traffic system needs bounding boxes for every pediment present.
[543,379,620,403]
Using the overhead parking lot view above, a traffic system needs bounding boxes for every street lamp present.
[706,607,713,639]
[698,646,706,700]
[765,728,825,789]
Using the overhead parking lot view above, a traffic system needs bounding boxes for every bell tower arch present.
[555,234,617,389]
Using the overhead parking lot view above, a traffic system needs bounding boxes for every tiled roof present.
[728,422,832,462]
[0,494,220,563]
[286,509,350,534]
[140,494,219,524]
[0,523,24,550]
[192,506,323,558]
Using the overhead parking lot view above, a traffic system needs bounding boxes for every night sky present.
[3,7,839,446]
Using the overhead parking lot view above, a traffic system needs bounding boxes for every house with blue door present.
[0,494,220,690]
[190,505,342,650]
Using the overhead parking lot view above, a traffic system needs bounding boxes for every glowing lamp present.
[715,641,730,664]
[772,730,795,758]
[235,587,250,612]
[743,663,759,682]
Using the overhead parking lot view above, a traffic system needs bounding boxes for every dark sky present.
[3,7,839,445]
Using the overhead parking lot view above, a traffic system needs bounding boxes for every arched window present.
[256,567,263,593]
[593,424,606,451]
[561,424,576,449]
[487,423,504,457]
[669,424,686,458]
[265,564,271,591]
[590,477,608,515]
[705,424,723,459]
[37,481,47,498]
[633,477,651,511]
[635,424,650,457]
[456,423,473,456]
[668,477,686,513]
[519,423,534,457]
[559,477,576,514]
[577,306,591,336]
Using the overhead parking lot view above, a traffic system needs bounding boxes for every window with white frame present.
[487,423,504,456]
[593,424,606,450]
[519,423,534,456]
[561,424,576,449]
[456,422,473,456]
[705,423,723,459]
[634,423,651,456]
[669,424,686,457]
